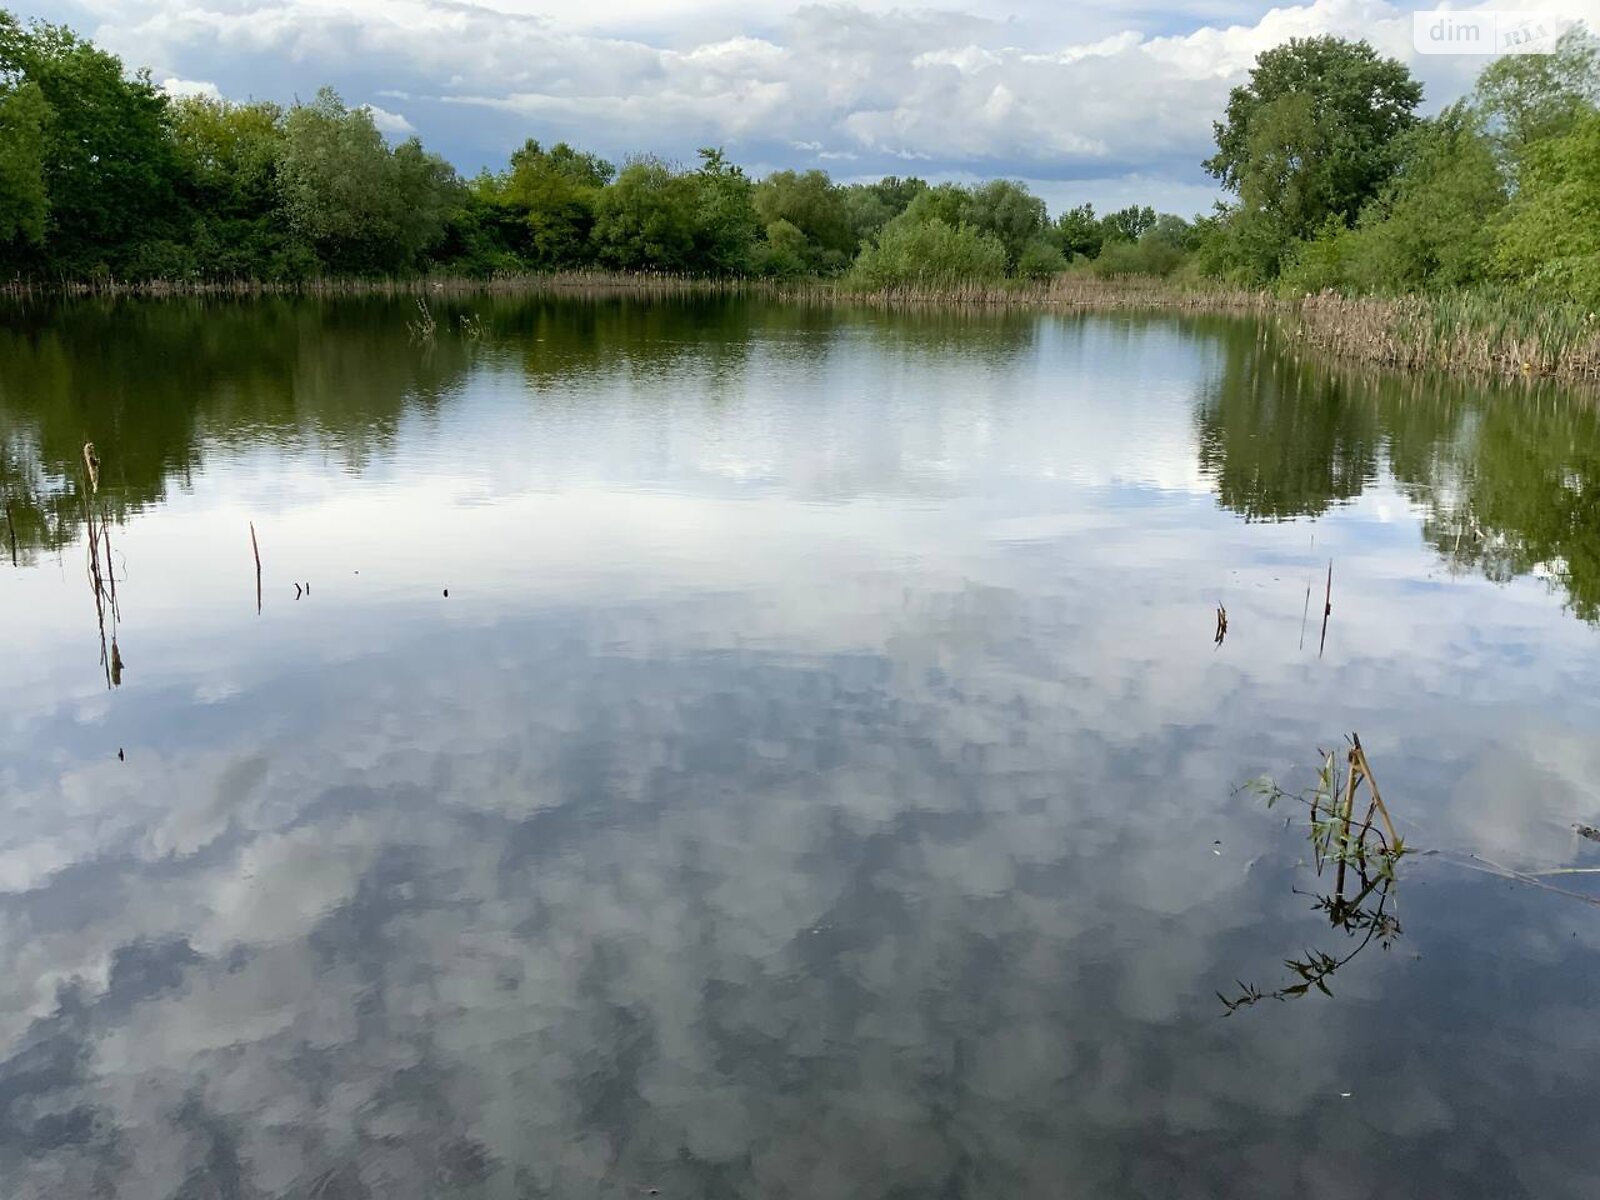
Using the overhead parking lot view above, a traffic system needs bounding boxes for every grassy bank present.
[4,270,1595,385]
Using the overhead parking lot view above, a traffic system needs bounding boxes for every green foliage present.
[1280,104,1507,295]
[592,158,699,272]
[1016,236,1066,280]
[961,180,1049,269]
[895,179,1050,272]
[169,96,298,278]
[691,147,760,276]
[486,138,612,268]
[753,218,809,277]
[1473,24,1599,167]
[1099,204,1157,244]
[846,213,1007,291]
[0,75,48,249]
[1054,203,1102,260]
[840,176,926,248]
[901,183,970,231]
[1205,37,1422,246]
[1495,106,1600,304]
[752,169,854,272]
[0,12,181,273]
[1359,104,1505,291]
[277,88,458,274]
[1090,234,1185,278]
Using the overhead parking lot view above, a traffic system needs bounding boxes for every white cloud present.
[37,0,1600,211]
[359,102,417,134]
[159,75,221,99]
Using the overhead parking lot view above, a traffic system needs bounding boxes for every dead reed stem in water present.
[249,521,262,614]
[1319,560,1333,658]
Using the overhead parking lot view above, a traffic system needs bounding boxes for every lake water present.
[3,295,1600,1199]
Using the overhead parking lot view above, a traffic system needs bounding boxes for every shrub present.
[846,214,1008,291]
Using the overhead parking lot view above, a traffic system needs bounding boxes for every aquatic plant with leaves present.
[1221,734,1406,1013]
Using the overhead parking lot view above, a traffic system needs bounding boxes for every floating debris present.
[1214,604,1228,647]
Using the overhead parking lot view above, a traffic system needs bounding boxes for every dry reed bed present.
[1283,292,1600,382]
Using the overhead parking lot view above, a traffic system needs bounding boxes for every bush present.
[1091,236,1185,278]
[845,214,1008,291]
[753,218,809,277]
[1016,236,1067,280]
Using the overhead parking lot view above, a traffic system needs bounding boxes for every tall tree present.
[1054,203,1102,259]
[492,137,613,268]
[753,169,854,271]
[692,147,760,275]
[277,88,457,273]
[0,12,180,272]
[592,157,699,271]
[1205,37,1422,246]
[1099,204,1157,244]
[1473,24,1599,166]
[1359,103,1506,291]
[962,180,1048,269]
[169,96,297,277]
[0,76,48,250]
[1495,106,1600,303]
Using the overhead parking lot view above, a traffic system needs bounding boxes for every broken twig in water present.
[1214,604,1228,647]
[249,521,262,614]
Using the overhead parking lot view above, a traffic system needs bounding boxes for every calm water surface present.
[2,296,1600,1199]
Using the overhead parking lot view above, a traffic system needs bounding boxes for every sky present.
[12,0,1600,215]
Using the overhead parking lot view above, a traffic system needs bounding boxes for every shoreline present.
[3,272,1595,386]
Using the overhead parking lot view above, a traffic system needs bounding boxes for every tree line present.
[1199,27,1599,303]
[1,8,1596,301]
[0,9,1194,287]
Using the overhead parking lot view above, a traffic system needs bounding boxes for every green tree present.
[592,157,699,271]
[1099,204,1157,244]
[846,212,1007,291]
[0,12,181,273]
[692,147,760,275]
[902,183,970,231]
[0,76,48,249]
[840,176,927,248]
[489,137,613,268]
[277,88,457,273]
[753,217,810,277]
[1054,203,1103,259]
[753,169,855,271]
[1473,24,1599,166]
[169,96,302,278]
[1205,37,1422,263]
[1016,236,1067,279]
[1362,104,1504,291]
[1495,106,1600,303]
[961,180,1048,269]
